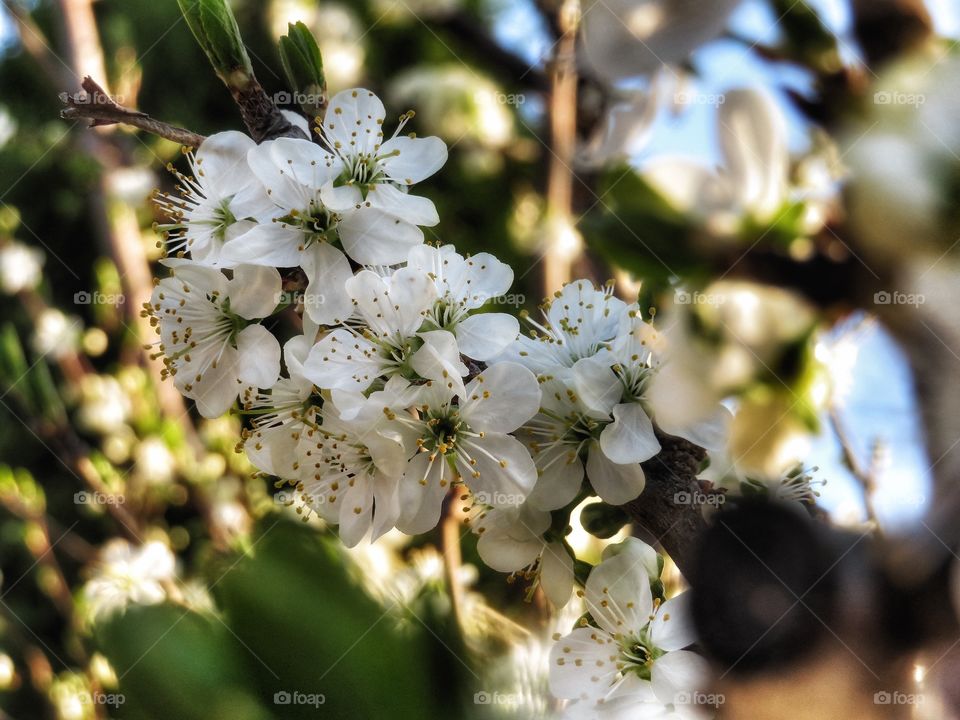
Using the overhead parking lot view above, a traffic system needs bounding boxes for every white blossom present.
[549,539,708,717]
[147,262,282,418]
[154,131,274,264]
[83,540,176,621]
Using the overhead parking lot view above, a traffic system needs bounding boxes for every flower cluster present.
[146,88,728,611]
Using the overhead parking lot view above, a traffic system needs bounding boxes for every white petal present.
[365,183,439,226]
[641,157,733,217]
[397,452,450,535]
[455,313,520,360]
[227,265,282,319]
[459,434,537,504]
[410,329,468,396]
[235,324,281,389]
[246,141,311,210]
[269,137,340,190]
[572,356,622,416]
[379,135,448,184]
[526,447,584,511]
[719,88,788,220]
[650,593,696,652]
[585,443,646,506]
[303,329,380,391]
[540,542,575,607]
[188,346,241,418]
[460,361,540,434]
[338,208,423,266]
[662,404,732,452]
[548,627,619,702]
[599,403,661,464]
[300,242,355,325]
[245,424,300,478]
[195,131,257,195]
[323,88,386,156]
[338,474,374,547]
[477,526,543,572]
[347,268,435,338]
[280,109,310,137]
[319,182,363,212]
[370,471,401,542]
[650,650,710,707]
[585,544,654,636]
[219,223,304,268]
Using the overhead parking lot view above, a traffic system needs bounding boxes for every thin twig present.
[828,405,884,537]
[60,77,206,147]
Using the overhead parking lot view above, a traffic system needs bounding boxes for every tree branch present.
[60,76,206,147]
[622,431,709,577]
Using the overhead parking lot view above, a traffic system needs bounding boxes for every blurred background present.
[0,0,959,718]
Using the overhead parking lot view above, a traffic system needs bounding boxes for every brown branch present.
[622,431,709,578]
[60,76,206,147]
[229,78,306,143]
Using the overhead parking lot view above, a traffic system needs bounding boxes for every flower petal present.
[300,242,355,325]
[540,541,574,607]
[366,183,439,226]
[599,403,661,464]
[585,542,654,637]
[303,328,380,391]
[460,361,541,434]
[379,135,448,184]
[585,443,646,506]
[458,434,538,504]
[410,329,468,396]
[650,650,710,707]
[338,208,423,266]
[323,88,386,155]
[397,452,451,535]
[455,313,520,361]
[219,223,304,269]
[235,324,281,389]
[548,627,619,702]
[650,593,696,652]
[227,265,282,319]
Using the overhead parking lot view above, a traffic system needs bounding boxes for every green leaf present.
[207,520,467,719]
[95,604,272,720]
[278,22,326,118]
[177,0,253,86]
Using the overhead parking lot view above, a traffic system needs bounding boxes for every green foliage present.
[278,22,326,118]
[177,0,254,86]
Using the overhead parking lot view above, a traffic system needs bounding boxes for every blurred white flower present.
[83,540,176,621]
[0,241,44,294]
[32,308,81,360]
[0,106,16,150]
[643,88,790,236]
[75,375,131,435]
[133,437,176,485]
[581,0,741,83]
